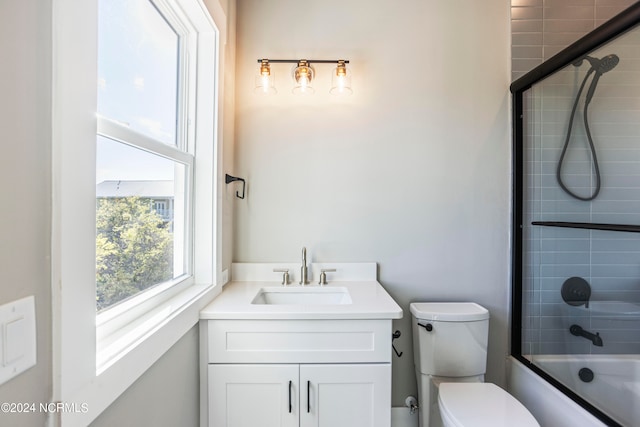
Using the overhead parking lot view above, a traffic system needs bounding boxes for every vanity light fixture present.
[254,58,352,95]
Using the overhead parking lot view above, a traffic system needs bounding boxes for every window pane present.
[96,137,187,311]
[98,0,179,146]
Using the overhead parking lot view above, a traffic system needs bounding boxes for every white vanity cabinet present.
[201,319,394,427]
[199,269,403,427]
[299,363,390,427]
[209,363,390,427]
[209,364,298,427]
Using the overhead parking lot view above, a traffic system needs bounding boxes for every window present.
[52,0,227,423]
[96,0,191,311]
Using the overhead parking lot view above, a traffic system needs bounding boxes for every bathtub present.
[507,356,636,427]
[532,354,640,426]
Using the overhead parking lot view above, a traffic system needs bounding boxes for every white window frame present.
[51,0,227,425]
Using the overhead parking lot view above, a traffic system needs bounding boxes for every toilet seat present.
[438,382,539,427]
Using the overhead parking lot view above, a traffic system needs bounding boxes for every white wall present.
[234,0,512,404]
[0,1,52,425]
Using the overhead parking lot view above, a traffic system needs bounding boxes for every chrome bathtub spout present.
[570,324,603,347]
[299,247,308,285]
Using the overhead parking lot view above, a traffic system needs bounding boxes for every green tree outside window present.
[96,197,173,311]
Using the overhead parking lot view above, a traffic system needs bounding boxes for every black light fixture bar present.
[257,59,349,64]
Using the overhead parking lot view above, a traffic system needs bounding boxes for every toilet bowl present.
[438,383,539,427]
[410,302,539,427]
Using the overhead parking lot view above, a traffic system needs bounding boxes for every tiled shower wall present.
[512,0,638,81]
[511,0,640,355]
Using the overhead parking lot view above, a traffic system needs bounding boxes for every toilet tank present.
[410,302,489,378]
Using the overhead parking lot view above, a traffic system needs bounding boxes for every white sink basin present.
[251,286,352,305]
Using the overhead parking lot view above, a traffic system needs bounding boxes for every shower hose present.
[556,55,618,201]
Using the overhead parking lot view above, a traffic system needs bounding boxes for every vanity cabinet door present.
[299,364,391,427]
[209,364,299,427]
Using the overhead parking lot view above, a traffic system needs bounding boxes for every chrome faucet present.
[300,247,309,285]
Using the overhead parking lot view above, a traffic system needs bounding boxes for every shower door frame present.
[510,3,640,426]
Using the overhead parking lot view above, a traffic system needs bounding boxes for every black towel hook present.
[225,174,246,199]
[392,330,403,357]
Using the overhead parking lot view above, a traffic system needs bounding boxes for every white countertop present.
[200,280,403,320]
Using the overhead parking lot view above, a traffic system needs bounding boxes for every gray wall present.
[0,0,52,425]
[89,326,200,427]
[233,0,512,405]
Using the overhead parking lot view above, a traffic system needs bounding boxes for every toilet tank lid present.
[409,302,489,321]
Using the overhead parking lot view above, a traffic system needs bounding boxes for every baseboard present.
[391,407,419,427]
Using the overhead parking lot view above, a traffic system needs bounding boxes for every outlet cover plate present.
[0,296,36,385]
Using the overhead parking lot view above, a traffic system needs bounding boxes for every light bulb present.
[292,61,315,95]
[330,60,352,96]
[253,60,276,95]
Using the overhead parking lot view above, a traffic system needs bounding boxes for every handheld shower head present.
[596,54,619,74]
[559,53,620,201]
[584,54,620,104]
[578,54,620,75]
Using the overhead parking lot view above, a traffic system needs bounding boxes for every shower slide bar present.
[532,221,640,233]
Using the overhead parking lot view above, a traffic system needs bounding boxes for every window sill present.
[61,282,221,427]
[97,281,212,373]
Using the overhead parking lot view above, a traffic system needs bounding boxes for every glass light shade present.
[253,61,276,95]
[330,62,352,95]
[292,61,315,95]
[254,74,276,94]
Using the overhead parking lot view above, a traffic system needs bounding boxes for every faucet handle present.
[273,269,290,286]
[319,269,336,286]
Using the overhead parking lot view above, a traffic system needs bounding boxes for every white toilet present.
[410,302,539,427]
